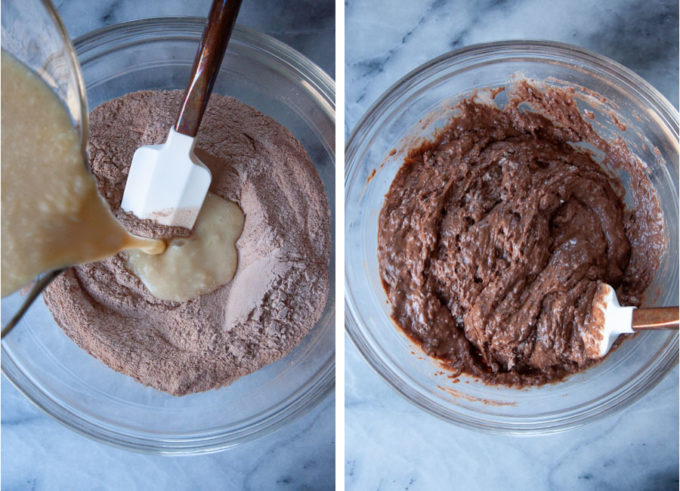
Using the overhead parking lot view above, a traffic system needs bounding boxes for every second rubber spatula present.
[121,0,243,229]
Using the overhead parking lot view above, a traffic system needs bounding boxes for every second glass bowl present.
[345,41,678,434]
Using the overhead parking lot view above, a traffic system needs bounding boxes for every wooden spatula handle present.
[632,306,679,330]
[175,0,243,137]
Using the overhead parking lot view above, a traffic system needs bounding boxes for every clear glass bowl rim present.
[2,17,335,454]
[345,40,679,434]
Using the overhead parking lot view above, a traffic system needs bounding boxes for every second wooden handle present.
[632,306,679,330]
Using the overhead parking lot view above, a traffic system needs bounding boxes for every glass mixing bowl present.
[345,41,678,434]
[2,18,335,454]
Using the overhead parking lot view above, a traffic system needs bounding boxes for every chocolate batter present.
[43,90,330,396]
[378,82,665,386]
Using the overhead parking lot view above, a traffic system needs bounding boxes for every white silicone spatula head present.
[121,129,211,229]
[120,0,242,229]
[582,283,635,359]
[582,283,679,359]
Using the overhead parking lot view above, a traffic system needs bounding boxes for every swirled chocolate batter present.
[378,82,664,386]
[43,90,330,396]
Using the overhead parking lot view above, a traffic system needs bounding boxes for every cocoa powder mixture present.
[43,90,330,396]
[378,82,665,386]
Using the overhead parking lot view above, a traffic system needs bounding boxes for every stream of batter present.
[1,53,165,296]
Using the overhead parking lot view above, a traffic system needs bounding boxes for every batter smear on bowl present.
[43,90,330,396]
[377,82,665,386]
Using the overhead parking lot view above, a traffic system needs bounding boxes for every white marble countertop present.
[1,1,334,490]
[345,0,679,490]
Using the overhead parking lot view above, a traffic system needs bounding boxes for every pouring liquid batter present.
[1,53,165,297]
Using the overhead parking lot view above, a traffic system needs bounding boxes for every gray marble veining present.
[345,0,678,490]
[3,381,334,490]
[346,0,678,134]
[54,0,335,77]
[1,1,334,490]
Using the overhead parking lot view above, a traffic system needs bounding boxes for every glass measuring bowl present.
[1,0,90,332]
[1,0,88,149]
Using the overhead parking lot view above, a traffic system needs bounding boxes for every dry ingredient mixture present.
[43,90,330,396]
[0,54,163,297]
[378,82,665,386]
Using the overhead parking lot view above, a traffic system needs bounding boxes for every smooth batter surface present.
[43,90,330,396]
[0,54,163,296]
[378,82,664,386]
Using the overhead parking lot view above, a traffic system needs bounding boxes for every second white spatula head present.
[121,128,211,230]
[581,282,679,359]
[581,283,635,359]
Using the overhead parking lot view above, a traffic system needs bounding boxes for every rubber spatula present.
[121,0,243,229]
[583,283,678,358]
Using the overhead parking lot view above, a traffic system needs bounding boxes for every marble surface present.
[346,0,678,132]
[55,0,334,77]
[2,1,334,490]
[345,0,679,490]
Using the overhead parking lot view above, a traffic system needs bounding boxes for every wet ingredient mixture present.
[43,90,330,396]
[0,53,163,297]
[378,82,665,386]
[126,192,244,302]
